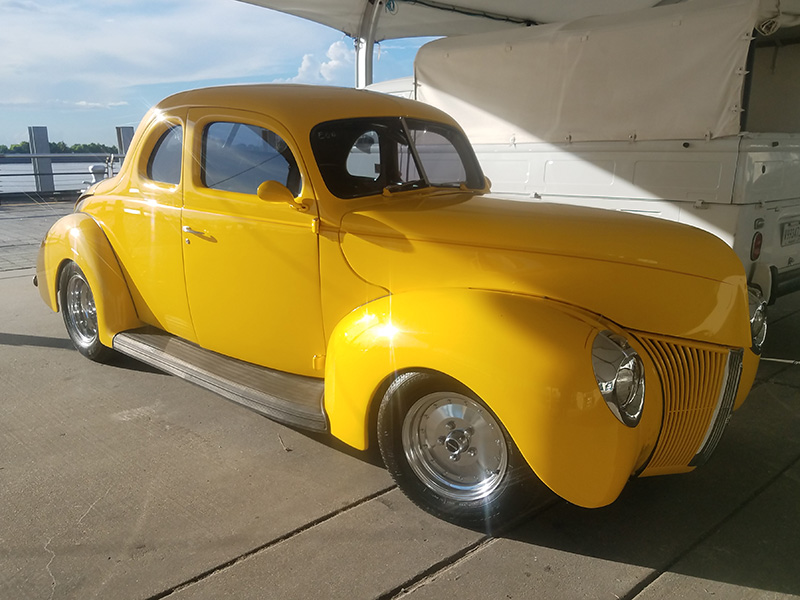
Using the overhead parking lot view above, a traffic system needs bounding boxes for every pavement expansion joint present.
[765,378,800,392]
[380,494,564,600]
[143,485,397,600]
[382,537,496,600]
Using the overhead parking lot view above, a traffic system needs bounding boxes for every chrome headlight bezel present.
[748,288,767,354]
[592,330,645,428]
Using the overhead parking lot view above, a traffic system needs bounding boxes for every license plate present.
[781,222,800,246]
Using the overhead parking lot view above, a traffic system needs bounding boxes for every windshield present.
[310,117,484,199]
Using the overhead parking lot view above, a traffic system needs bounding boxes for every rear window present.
[147,125,182,184]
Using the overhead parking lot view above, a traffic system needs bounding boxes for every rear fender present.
[324,288,655,508]
[37,212,141,346]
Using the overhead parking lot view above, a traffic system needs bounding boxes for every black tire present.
[59,262,114,363]
[377,371,550,531]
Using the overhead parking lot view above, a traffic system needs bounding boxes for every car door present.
[181,108,325,377]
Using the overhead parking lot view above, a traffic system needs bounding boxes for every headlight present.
[592,331,645,427]
[748,288,767,353]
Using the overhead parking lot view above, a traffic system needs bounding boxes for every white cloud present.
[319,40,356,83]
[1,0,42,11]
[282,40,355,86]
[72,100,130,109]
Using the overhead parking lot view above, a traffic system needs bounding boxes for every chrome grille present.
[637,336,743,473]
[690,348,743,466]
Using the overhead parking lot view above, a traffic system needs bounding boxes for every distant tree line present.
[0,141,119,154]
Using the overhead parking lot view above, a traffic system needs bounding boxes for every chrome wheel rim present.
[65,273,98,348]
[402,391,509,501]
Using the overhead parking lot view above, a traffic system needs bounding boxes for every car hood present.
[338,193,751,346]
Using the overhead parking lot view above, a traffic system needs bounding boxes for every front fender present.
[324,289,658,508]
[37,212,141,346]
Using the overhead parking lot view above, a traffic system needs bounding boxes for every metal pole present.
[28,126,55,193]
[761,357,800,365]
[116,126,134,155]
[356,0,383,88]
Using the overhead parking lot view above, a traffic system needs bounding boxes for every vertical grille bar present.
[690,348,743,466]
[638,337,740,473]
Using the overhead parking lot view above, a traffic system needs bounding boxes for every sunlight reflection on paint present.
[373,322,399,342]
[350,313,400,344]
[356,313,377,327]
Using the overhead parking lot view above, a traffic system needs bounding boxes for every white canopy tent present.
[236,0,671,86]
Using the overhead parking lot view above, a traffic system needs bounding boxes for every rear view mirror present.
[257,180,309,212]
[257,180,294,203]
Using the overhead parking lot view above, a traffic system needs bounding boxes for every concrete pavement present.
[0,200,73,272]
[1,201,799,599]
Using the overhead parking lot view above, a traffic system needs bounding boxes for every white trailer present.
[374,0,800,303]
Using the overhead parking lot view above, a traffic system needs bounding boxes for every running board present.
[113,328,327,432]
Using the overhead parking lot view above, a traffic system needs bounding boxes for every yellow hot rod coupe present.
[36,85,765,529]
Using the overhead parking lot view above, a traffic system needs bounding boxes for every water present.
[0,162,119,193]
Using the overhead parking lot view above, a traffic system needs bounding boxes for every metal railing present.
[0,153,125,197]
[0,125,134,201]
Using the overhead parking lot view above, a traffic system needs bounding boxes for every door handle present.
[182,225,217,245]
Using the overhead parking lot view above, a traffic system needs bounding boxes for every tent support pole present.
[356,0,383,87]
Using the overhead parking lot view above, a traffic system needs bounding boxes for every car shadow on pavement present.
[103,351,166,374]
[294,427,386,468]
[0,331,74,350]
[504,378,800,597]
[0,331,165,374]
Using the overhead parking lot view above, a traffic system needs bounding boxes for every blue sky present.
[0,0,428,149]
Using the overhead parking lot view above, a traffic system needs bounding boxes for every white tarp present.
[236,0,665,40]
[415,0,800,143]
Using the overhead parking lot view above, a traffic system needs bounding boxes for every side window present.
[147,125,182,184]
[346,131,380,180]
[202,122,301,196]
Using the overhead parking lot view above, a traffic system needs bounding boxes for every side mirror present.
[257,180,309,212]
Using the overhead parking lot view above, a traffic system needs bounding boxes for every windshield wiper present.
[431,182,468,190]
[383,180,427,195]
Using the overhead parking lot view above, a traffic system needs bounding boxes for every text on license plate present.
[782,222,800,246]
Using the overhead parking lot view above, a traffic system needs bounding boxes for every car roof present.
[156,84,458,131]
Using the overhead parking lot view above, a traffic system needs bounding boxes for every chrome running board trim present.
[113,328,326,432]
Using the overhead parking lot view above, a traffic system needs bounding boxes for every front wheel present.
[377,371,550,531]
[59,262,114,363]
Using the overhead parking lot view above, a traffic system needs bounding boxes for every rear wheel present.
[377,371,550,531]
[59,262,114,362]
